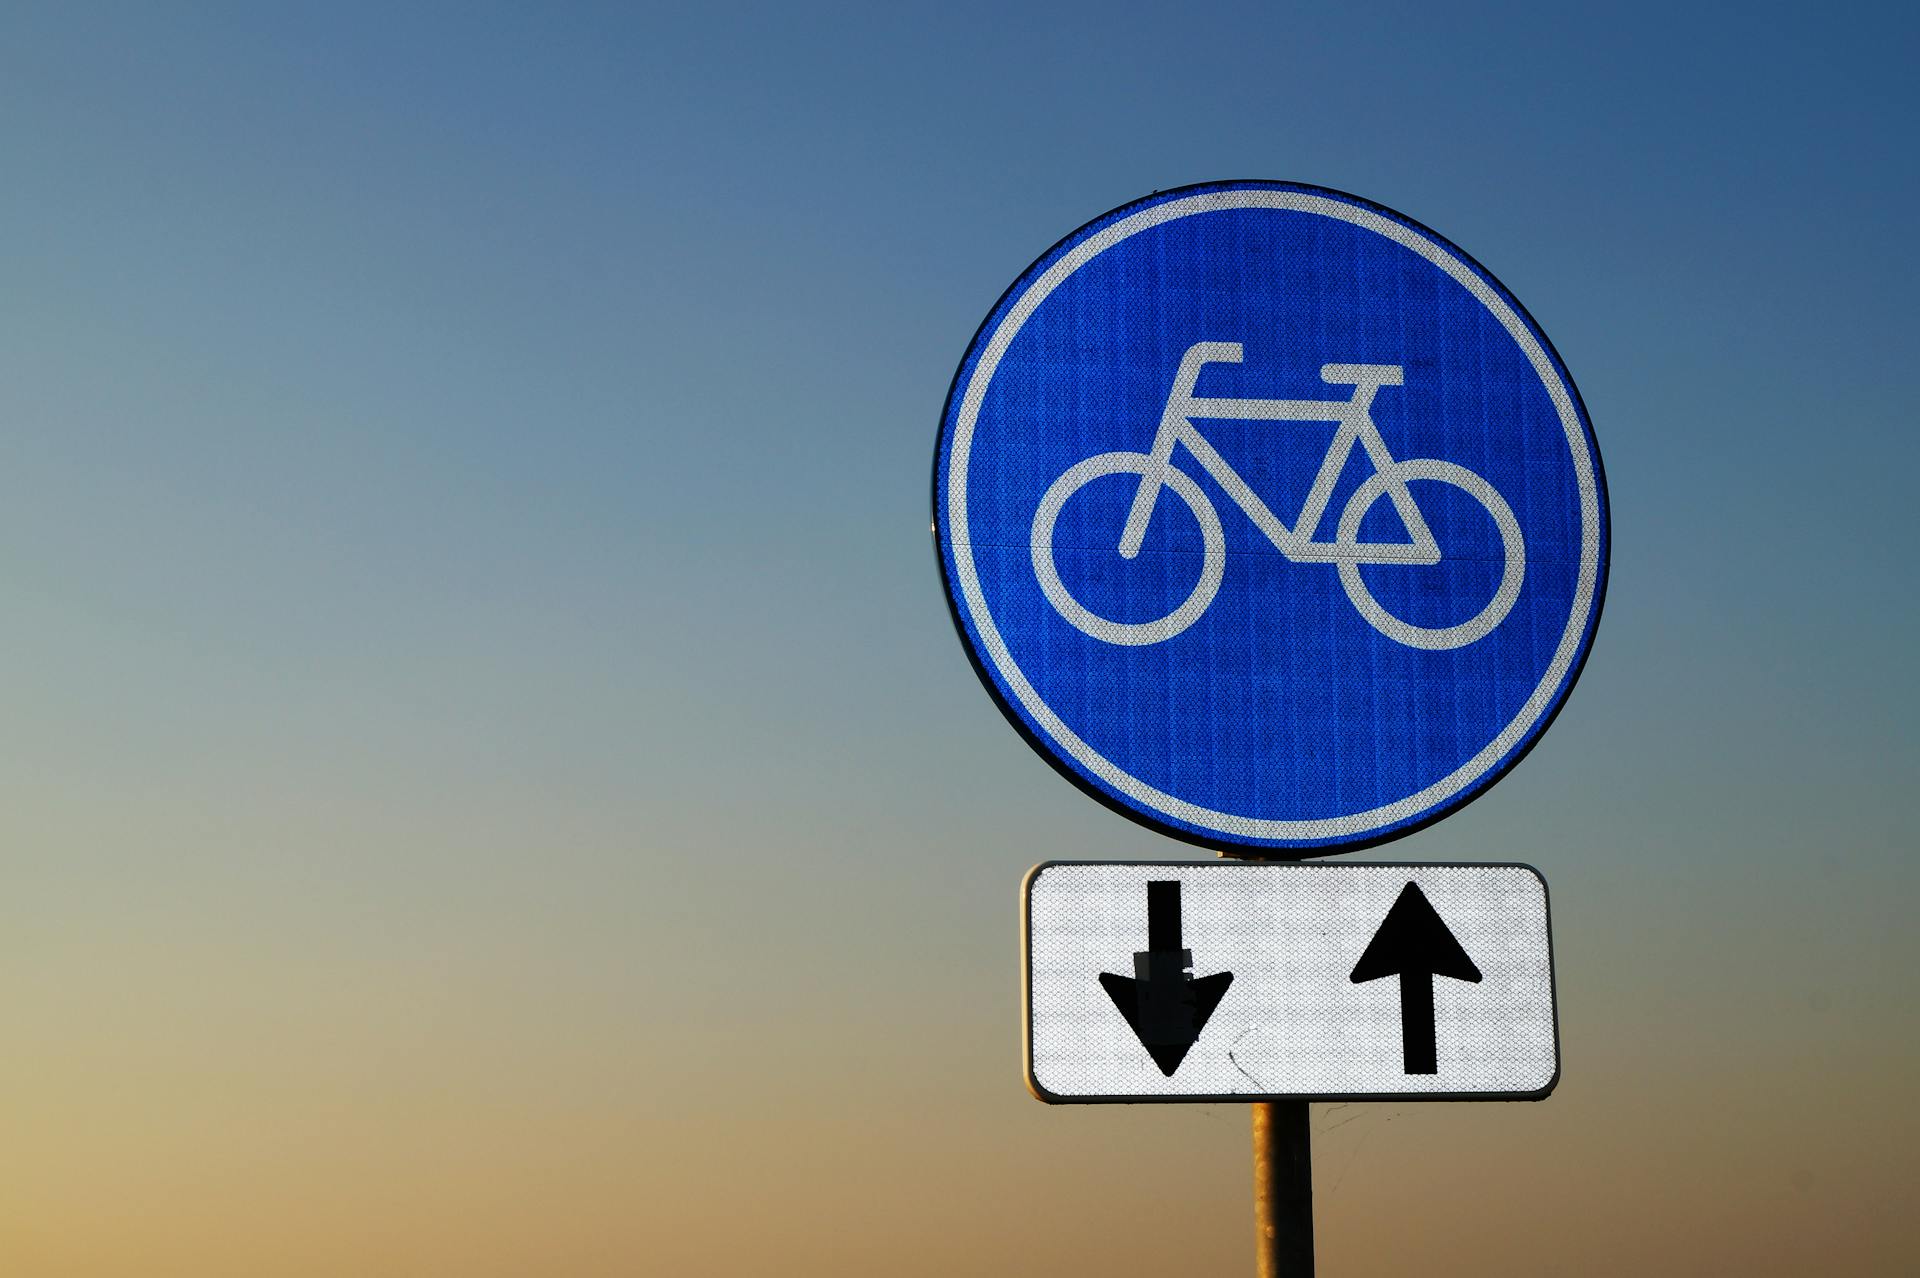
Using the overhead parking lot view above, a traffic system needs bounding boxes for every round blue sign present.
[935,182,1608,855]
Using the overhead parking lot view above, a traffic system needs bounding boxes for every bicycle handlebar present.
[1166,344,1405,424]
[1318,363,1403,387]
[1171,343,1403,397]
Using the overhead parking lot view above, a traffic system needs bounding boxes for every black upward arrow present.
[1350,881,1483,1074]
[1099,880,1233,1076]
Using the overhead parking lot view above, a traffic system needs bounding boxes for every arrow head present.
[1349,881,1483,984]
[1099,968,1234,1076]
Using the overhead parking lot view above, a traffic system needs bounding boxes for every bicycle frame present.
[1118,342,1441,566]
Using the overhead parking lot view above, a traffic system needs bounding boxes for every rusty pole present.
[1251,1100,1313,1276]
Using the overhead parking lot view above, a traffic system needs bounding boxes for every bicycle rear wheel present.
[1335,458,1524,650]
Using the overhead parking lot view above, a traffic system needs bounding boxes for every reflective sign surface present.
[935,183,1608,854]
[1024,861,1558,1102]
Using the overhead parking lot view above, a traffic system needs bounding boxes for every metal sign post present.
[934,182,1605,1273]
[1253,1101,1314,1276]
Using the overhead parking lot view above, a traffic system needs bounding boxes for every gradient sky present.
[2,3,1916,1274]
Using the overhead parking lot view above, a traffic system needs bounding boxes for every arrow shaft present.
[1399,970,1437,1074]
[1146,879,1182,952]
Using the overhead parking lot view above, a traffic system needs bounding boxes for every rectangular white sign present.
[1023,862,1558,1103]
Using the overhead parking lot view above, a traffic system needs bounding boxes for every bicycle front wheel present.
[1030,452,1226,646]
[1335,458,1525,650]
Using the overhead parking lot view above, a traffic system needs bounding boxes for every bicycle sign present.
[935,182,1608,855]
[1032,342,1524,651]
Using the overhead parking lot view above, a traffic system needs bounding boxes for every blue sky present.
[2,3,1916,1273]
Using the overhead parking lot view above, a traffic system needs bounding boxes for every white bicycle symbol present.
[1032,342,1525,650]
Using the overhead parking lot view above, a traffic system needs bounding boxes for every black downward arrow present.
[1099,880,1233,1076]
[1349,881,1483,1074]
